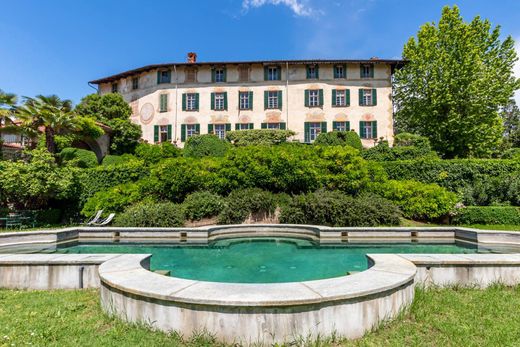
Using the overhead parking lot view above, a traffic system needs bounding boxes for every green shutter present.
[181,124,186,142]
[208,124,214,134]
[223,92,228,110]
[280,122,286,130]
[160,94,167,112]
[235,123,240,130]
[153,125,159,143]
[157,71,160,84]
[264,66,268,80]
[359,121,365,138]
[359,89,363,106]
[304,122,310,143]
[370,65,374,78]
[195,124,200,135]
[248,123,254,129]
[195,93,199,110]
[346,121,350,131]
[359,65,363,78]
[372,121,377,138]
[249,91,253,109]
[211,68,215,83]
[225,123,231,132]
[332,89,337,106]
[261,123,267,129]
[346,90,350,106]
[182,94,186,111]
[304,90,309,107]
[332,121,337,131]
[264,91,268,109]
[318,89,323,106]
[211,92,215,110]
[321,122,327,134]
[315,65,319,79]
[167,124,172,140]
[277,91,282,109]
[306,66,310,79]
[372,89,377,106]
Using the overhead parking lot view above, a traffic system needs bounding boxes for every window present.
[307,65,318,79]
[239,92,252,110]
[334,65,346,79]
[266,66,280,81]
[307,122,323,142]
[360,64,374,78]
[238,123,251,130]
[214,93,225,110]
[132,77,139,90]
[159,125,169,142]
[309,90,319,107]
[186,93,197,111]
[214,68,225,83]
[186,124,198,138]
[360,89,376,106]
[159,94,168,112]
[335,90,346,106]
[267,91,279,109]
[333,121,350,132]
[214,124,226,139]
[157,70,171,84]
[360,121,377,139]
[111,83,118,93]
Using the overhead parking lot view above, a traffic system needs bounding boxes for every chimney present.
[187,52,197,64]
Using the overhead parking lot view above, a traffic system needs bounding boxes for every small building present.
[89,53,404,147]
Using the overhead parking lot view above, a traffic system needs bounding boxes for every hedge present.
[226,129,296,146]
[182,191,225,221]
[114,202,184,227]
[184,134,230,158]
[217,188,277,224]
[452,206,520,225]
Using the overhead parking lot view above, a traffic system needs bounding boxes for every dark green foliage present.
[501,148,520,160]
[217,188,277,224]
[182,191,225,221]
[184,135,230,158]
[226,129,296,146]
[362,133,438,161]
[33,209,63,226]
[134,142,181,165]
[114,202,184,227]
[452,206,520,225]
[107,118,142,155]
[460,173,520,206]
[81,183,143,217]
[370,180,459,221]
[314,131,362,150]
[279,190,401,227]
[59,148,98,168]
[101,154,139,167]
[75,93,132,121]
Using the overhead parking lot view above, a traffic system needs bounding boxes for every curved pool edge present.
[98,253,416,343]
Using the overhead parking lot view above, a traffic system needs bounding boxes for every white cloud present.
[242,0,315,17]
[514,37,520,105]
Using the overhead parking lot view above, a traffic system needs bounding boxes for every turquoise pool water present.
[23,237,508,283]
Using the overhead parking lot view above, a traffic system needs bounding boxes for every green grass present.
[462,224,520,231]
[2,286,520,346]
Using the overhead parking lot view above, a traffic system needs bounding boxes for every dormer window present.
[265,66,281,81]
[334,65,346,79]
[360,64,374,78]
[213,67,226,83]
[306,65,319,79]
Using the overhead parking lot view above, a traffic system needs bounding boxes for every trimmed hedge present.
[452,206,520,225]
[226,129,296,146]
[279,190,401,227]
[114,202,184,227]
[217,188,277,224]
[184,134,230,158]
[182,191,225,221]
[59,148,98,168]
[314,131,362,150]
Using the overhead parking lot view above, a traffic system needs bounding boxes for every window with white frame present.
[239,92,250,110]
[186,93,196,111]
[215,68,225,82]
[309,122,322,142]
[268,91,278,109]
[334,121,348,131]
[335,90,346,106]
[214,124,226,139]
[309,90,319,107]
[268,67,279,81]
[186,124,198,138]
[159,125,169,143]
[214,93,225,110]
[239,123,250,130]
[267,123,280,129]
[361,64,373,78]
[334,65,345,78]
[307,65,317,79]
[362,122,373,139]
[362,89,373,106]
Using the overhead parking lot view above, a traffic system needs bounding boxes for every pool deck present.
[1,225,520,344]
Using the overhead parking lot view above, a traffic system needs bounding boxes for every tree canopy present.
[394,5,520,158]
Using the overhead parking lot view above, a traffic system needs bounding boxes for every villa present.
[89,53,404,146]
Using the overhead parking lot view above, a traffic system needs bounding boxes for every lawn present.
[1,286,520,346]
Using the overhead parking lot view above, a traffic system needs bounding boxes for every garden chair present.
[86,210,103,226]
[93,213,115,226]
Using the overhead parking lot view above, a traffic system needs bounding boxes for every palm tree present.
[0,89,17,129]
[17,95,77,154]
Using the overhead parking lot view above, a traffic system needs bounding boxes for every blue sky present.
[1,0,519,104]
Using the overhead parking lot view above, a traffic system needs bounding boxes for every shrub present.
[114,202,184,227]
[81,183,143,217]
[182,191,225,221]
[134,142,181,165]
[217,188,277,224]
[370,180,459,221]
[362,135,438,161]
[460,173,520,206]
[279,190,401,227]
[101,154,139,166]
[393,132,431,148]
[501,148,520,160]
[452,206,520,225]
[33,209,63,226]
[59,148,98,168]
[226,129,296,146]
[184,134,230,158]
[314,131,362,150]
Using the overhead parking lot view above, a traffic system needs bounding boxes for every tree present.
[501,99,520,148]
[0,90,17,127]
[75,93,141,154]
[394,6,520,158]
